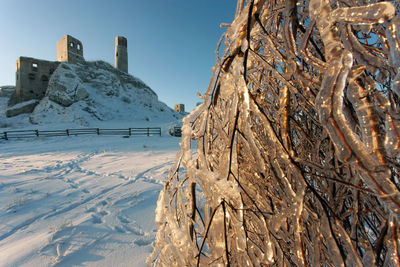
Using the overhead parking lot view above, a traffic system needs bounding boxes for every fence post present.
[35,129,39,137]
[159,127,161,136]
[147,127,149,136]
[97,128,100,135]
[129,128,132,136]
[4,132,8,140]
[66,129,70,136]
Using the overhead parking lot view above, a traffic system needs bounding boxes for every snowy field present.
[0,133,180,266]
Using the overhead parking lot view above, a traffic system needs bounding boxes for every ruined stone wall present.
[9,57,59,106]
[115,36,128,73]
[57,35,84,64]
[9,35,84,107]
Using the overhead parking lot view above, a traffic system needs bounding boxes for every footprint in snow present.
[124,225,144,236]
[117,215,130,224]
[91,214,102,224]
[85,170,96,176]
[134,236,154,246]
[116,216,144,235]
[86,206,95,213]
[113,225,125,233]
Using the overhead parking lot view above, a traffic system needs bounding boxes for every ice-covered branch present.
[148,0,400,266]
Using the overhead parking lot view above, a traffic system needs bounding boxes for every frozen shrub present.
[149,0,400,266]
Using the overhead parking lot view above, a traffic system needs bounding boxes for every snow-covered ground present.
[0,60,185,266]
[0,131,180,266]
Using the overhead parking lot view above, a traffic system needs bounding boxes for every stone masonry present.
[9,35,83,108]
[115,36,128,73]
[174,104,185,113]
[9,57,59,106]
[56,35,84,64]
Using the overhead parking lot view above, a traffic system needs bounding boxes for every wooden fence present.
[1,127,161,140]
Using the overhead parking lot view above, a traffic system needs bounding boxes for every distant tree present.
[148,0,400,265]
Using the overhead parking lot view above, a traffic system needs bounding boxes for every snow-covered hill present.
[1,60,182,130]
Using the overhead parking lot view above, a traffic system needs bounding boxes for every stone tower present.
[56,35,84,64]
[174,104,185,113]
[115,36,128,73]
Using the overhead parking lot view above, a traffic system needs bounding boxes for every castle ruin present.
[174,104,185,113]
[115,36,128,73]
[12,57,59,106]
[56,35,84,64]
[8,34,129,113]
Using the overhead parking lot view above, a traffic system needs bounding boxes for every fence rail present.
[1,127,161,140]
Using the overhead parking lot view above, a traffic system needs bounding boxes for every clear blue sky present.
[0,1,237,111]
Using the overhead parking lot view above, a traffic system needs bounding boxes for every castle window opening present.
[70,42,74,48]
[41,75,49,88]
[77,44,81,50]
[32,63,38,71]
[41,75,49,82]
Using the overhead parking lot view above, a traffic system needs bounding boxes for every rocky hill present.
[2,61,181,128]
